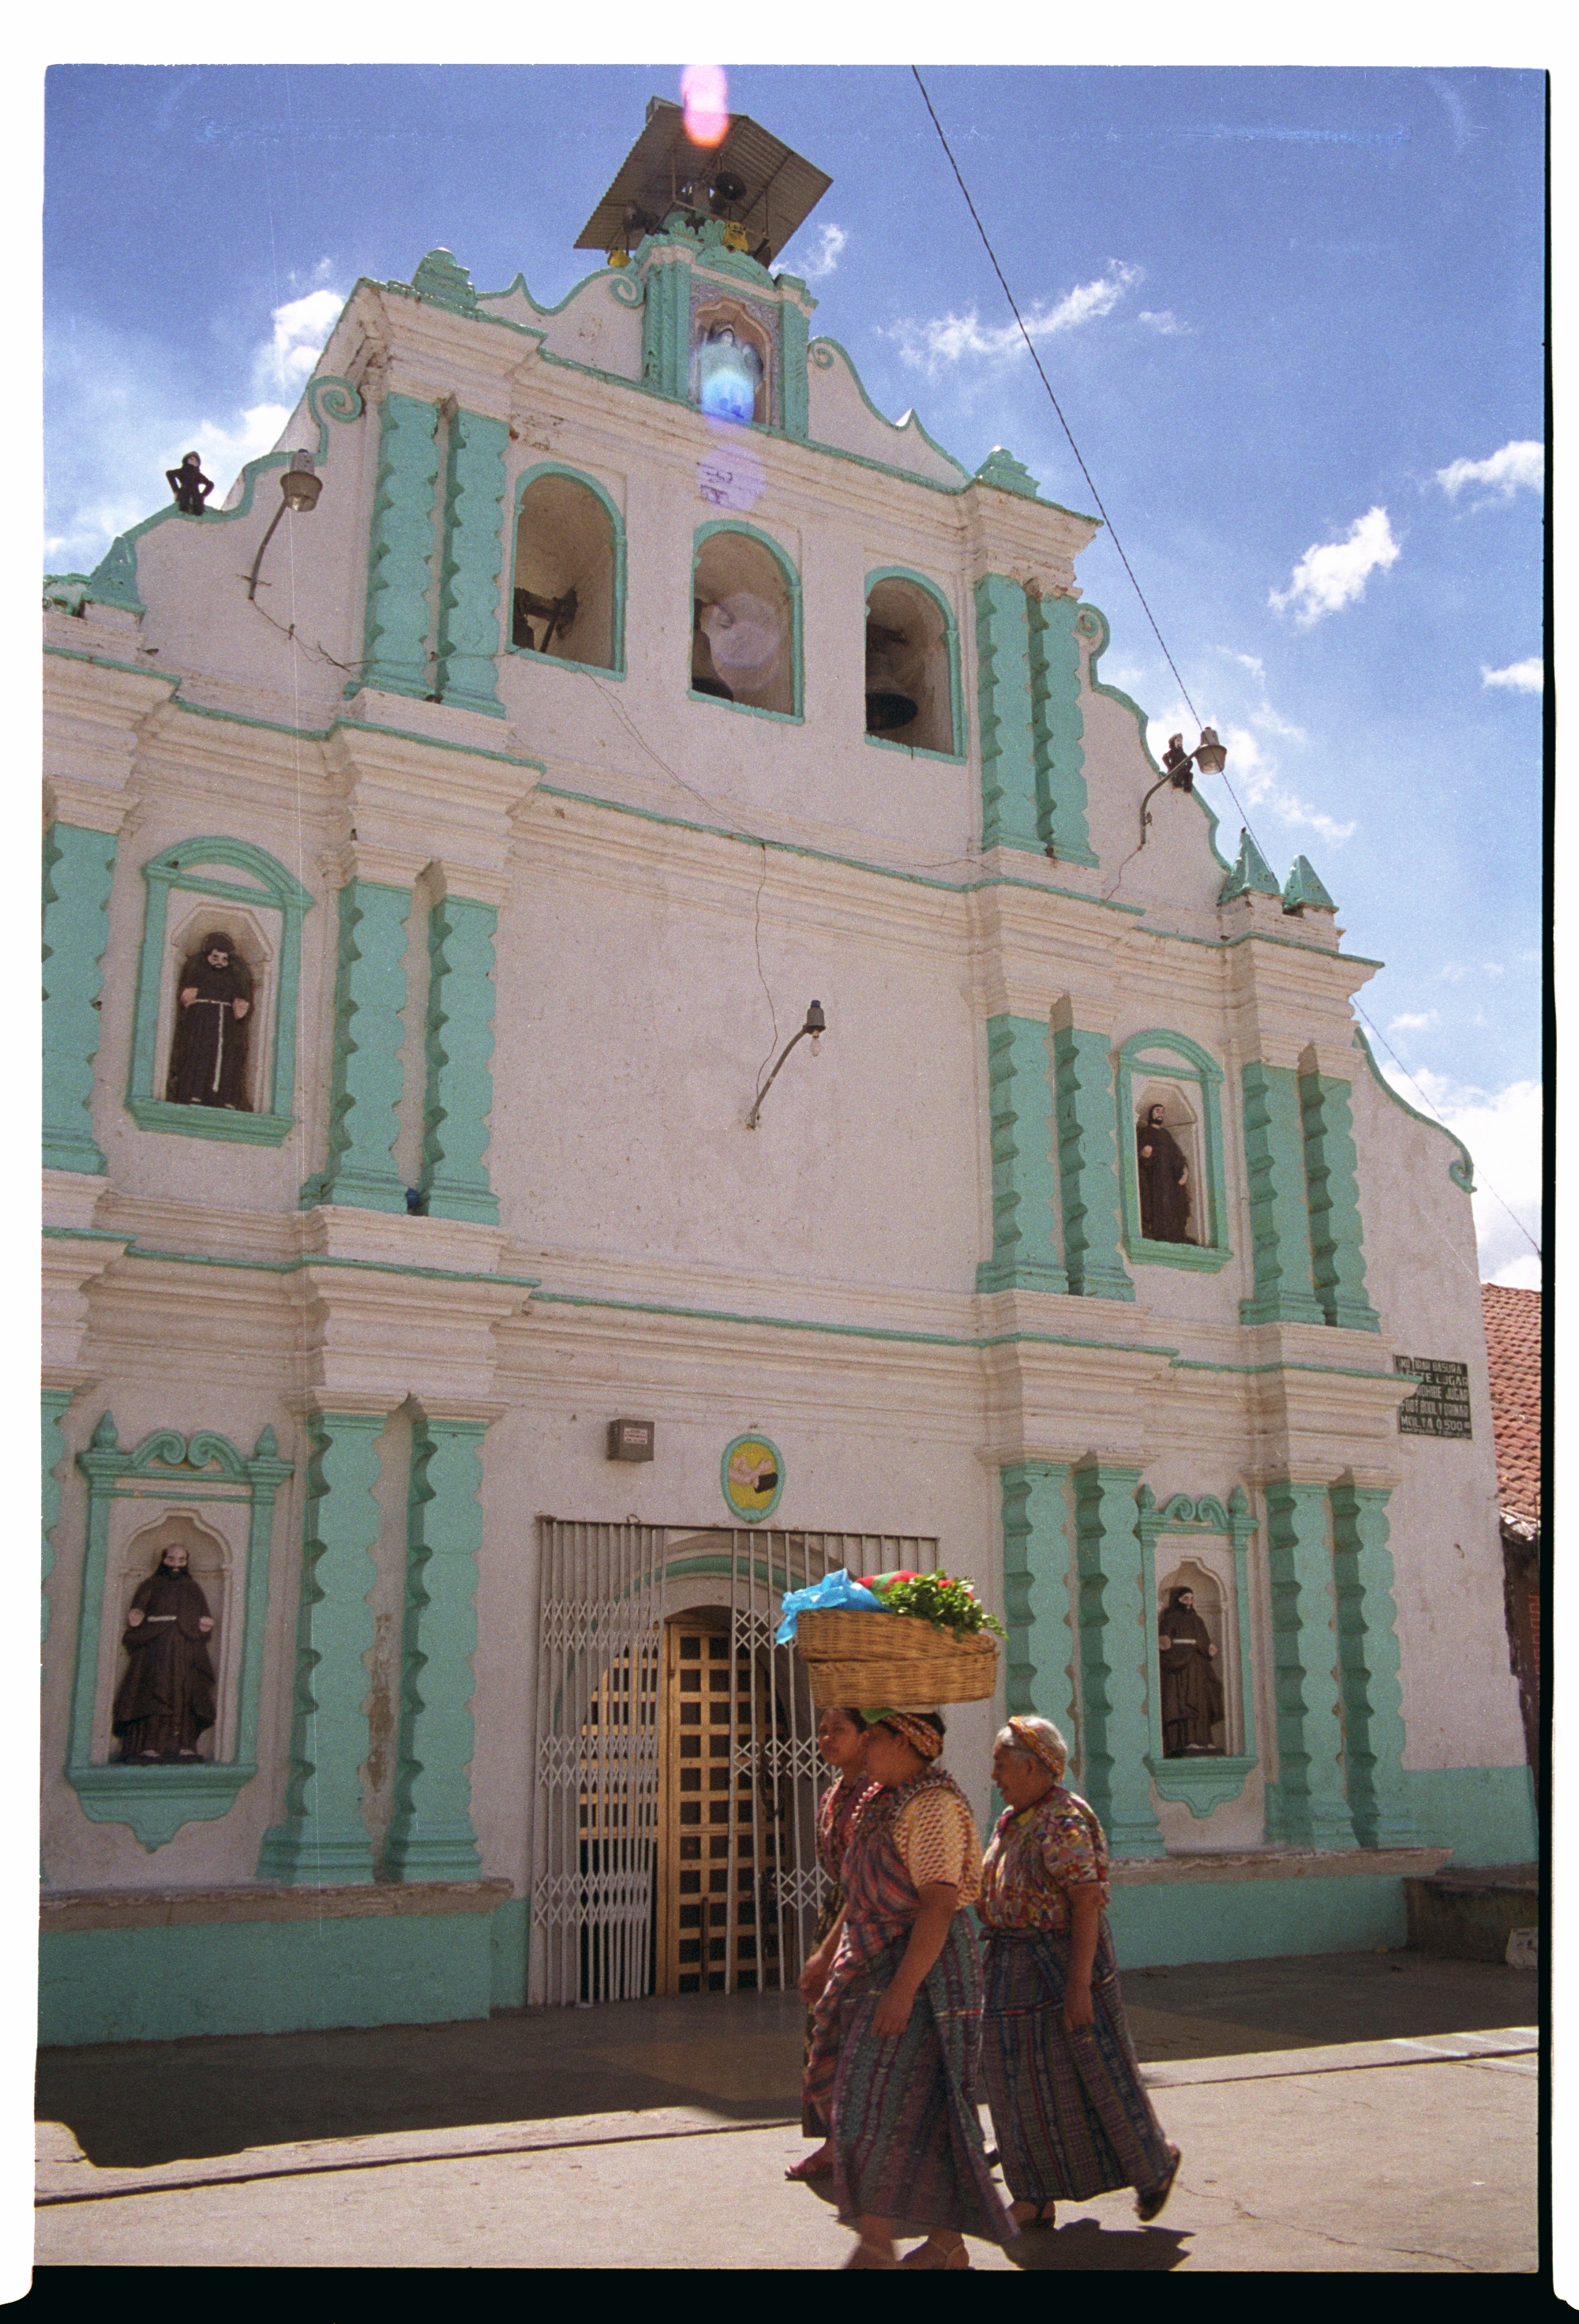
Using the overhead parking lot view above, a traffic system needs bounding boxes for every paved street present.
[35,1951,1538,2272]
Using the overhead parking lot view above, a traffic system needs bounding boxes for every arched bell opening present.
[512,470,619,672]
[691,527,797,715]
[864,574,955,754]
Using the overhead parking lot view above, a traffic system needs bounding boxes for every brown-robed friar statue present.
[1157,1586,1225,1756]
[166,931,253,1110]
[1137,1104,1191,1243]
[112,1544,217,1761]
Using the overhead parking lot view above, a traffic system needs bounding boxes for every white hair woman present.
[977,1715,1180,2231]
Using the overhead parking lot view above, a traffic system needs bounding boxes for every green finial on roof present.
[411,249,478,313]
[974,446,1041,499]
[1218,828,1282,903]
[1282,854,1337,913]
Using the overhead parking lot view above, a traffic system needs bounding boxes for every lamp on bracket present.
[246,452,324,602]
[1137,726,1227,848]
[746,1000,826,1130]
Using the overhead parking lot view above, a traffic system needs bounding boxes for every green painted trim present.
[976,1015,1067,1295]
[1330,1483,1417,1847]
[1071,1460,1164,1856]
[805,338,972,488]
[66,1420,291,1850]
[1262,1479,1356,1850]
[1400,1765,1537,1866]
[1107,1872,1408,1968]
[127,836,313,1141]
[1033,600,1098,865]
[720,1434,786,1526]
[421,894,500,1225]
[692,517,804,720]
[974,575,1040,856]
[1283,854,1336,913]
[361,392,441,701]
[998,1462,1078,1760]
[477,264,645,321]
[1116,1029,1233,1273]
[42,1391,73,1645]
[780,297,810,441]
[1136,1484,1258,1809]
[1300,1068,1380,1331]
[1239,1062,1327,1327]
[384,1417,489,1880]
[1052,1023,1135,1302]
[1220,828,1282,904]
[686,690,805,727]
[257,1411,384,1884]
[864,564,966,762]
[490,1894,530,2008]
[302,881,411,1215]
[1352,1028,1476,1194]
[39,1909,495,2045]
[42,823,118,1174]
[42,644,179,684]
[435,406,508,718]
[642,253,692,400]
[1078,605,1236,881]
[508,462,628,678]
[40,1229,538,1291]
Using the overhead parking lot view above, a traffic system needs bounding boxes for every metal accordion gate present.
[531,1522,940,2006]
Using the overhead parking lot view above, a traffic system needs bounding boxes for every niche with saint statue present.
[1156,1557,1230,1758]
[159,905,272,1117]
[1135,1083,1205,1248]
[99,1512,234,1766]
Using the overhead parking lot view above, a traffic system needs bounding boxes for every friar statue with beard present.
[1157,1586,1225,1756]
[1137,1103,1191,1243]
[112,1544,217,1760]
[166,931,253,1110]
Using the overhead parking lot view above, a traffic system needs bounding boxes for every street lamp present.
[246,452,324,601]
[746,1000,826,1130]
[1137,727,1227,848]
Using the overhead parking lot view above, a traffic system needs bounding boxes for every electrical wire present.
[913,66,1540,1274]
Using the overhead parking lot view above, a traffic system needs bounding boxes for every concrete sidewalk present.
[35,1947,1540,2273]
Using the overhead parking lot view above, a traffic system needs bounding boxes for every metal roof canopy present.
[576,96,831,268]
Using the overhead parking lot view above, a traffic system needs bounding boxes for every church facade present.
[41,118,1532,2043]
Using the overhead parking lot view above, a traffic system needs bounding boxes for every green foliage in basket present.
[868,1571,1005,1641]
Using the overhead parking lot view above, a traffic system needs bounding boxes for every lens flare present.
[681,64,729,148]
[699,593,783,686]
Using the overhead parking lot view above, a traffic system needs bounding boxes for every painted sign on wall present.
[1394,1355,1472,1439]
[722,1434,784,1524]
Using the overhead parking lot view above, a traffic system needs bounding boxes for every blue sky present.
[43,63,1546,1280]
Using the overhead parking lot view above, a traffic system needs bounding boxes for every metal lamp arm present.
[746,1025,811,1130]
[246,501,288,602]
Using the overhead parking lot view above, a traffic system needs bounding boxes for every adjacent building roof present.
[1482,1283,1542,1541]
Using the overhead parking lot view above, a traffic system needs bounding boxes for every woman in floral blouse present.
[787,1706,876,2183]
[977,1715,1180,2230]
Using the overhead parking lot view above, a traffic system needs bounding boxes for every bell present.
[1194,725,1228,776]
[865,623,918,733]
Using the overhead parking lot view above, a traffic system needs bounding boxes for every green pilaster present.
[420,894,500,1225]
[361,392,440,700]
[780,298,810,439]
[1028,594,1097,866]
[303,882,411,1214]
[1072,1462,1165,1855]
[1239,1063,1326,1326]
[257,1411,383,1884]
[1052,1024,1134,1301]
[435,407,508,718]
[43,823,118,1173]
[975,575,1041,854]
[1330,1482,1418,1847]
[1300,1070,1380,1331]
[976,1016,1066,1293]
[641,257,692,399]
[42,1391,73,1642]
[1000,1463,1078,1751]
[1262,1479,1356,1849]
[383,1415,489,1880]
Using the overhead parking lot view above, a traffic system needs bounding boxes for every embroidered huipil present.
[977,1786,1110,1935]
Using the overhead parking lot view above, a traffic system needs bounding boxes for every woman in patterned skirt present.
[788,1706,877,2183]
[978,1715,1181,2231]
[804,1709,1016,2270]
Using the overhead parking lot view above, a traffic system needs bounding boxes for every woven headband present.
[861,1707,943,1761]
[1007,1715,1065,1780]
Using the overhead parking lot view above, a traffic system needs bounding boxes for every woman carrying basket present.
[804,1709,1016,2269]
[978,1715,1181,2231]
[787,1706,876,2183]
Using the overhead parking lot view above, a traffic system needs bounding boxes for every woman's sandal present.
[842,2241,898,2270]
[898,2235,970,2270]
[785,2150,834,2183]
[1135,2146,1182,2223]
[1009,2200,1057,2232]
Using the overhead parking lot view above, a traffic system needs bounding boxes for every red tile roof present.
[1482,1284,1542,1540]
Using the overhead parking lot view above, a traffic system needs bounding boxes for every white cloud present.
[1381,1063,1542,1284]
[887,261,1141,373]
[1435,440,1544,500]
[45,277,347,575]
[1481,658,1543,692]
[791,223,847,281]
[1388,1011,1438,1033]
[1270,506,1401,627]
[1138,309,1190,336]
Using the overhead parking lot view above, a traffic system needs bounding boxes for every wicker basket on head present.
[794,1606,999,1710]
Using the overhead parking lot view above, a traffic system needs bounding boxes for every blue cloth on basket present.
[775,1570,883,1644]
